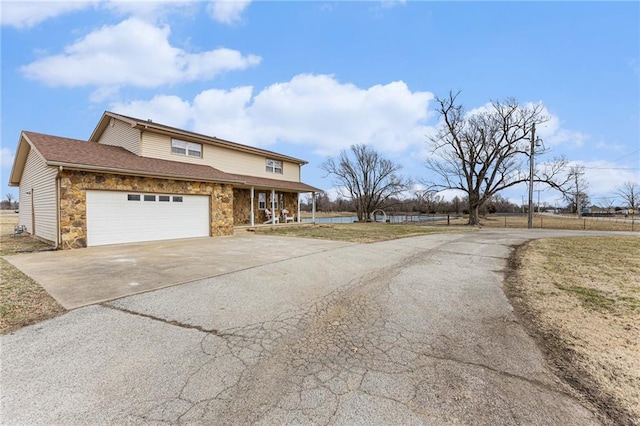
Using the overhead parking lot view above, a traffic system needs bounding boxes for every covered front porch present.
[232,178,320,227]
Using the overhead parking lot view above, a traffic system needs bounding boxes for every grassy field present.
[0,211,64,334]
[451,213,638,232]
[505,237,640,424]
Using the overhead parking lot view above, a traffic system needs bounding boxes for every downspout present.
[55,166,63,249]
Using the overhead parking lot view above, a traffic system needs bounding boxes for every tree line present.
[320,91,639,223]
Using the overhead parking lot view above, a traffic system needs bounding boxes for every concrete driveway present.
[4,233,354,309]
[3,229,626,425]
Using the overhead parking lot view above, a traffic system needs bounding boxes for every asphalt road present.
[3,229,624,425]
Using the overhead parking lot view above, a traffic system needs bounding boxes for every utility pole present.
[527,123,536,229]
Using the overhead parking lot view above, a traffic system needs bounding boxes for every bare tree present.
[563,165,589,216]
[321,144,411,221]
[425,91,568,225]
[5,193,14,210]
[598,196,616,214]
[616,181,639,212]
[415,190,444,214]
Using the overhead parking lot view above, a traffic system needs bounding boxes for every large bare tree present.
[321,144,411,221]
[616,181,639,212]
[425,91,567,225]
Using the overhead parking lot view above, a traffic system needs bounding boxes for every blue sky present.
[2,1,639,208]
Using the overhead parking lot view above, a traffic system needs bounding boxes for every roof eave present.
[8,133,33,186]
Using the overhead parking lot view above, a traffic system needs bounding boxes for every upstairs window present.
[171,139,202,158]
[266,159,283,174]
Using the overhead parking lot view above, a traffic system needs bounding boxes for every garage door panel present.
[86,191,209,246]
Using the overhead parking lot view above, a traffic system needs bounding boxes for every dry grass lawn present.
[471,214,639,232]
[254,222,468,243]
[506,236,640,425]
[0,211,65,334]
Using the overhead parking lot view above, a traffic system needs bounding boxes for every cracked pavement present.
[1,229,613,425]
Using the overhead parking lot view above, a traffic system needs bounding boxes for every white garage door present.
[86,190,209,246]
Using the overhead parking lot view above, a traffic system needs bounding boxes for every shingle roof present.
[231,173,321,193]
[24,131,243,184]
[21,131,320,192]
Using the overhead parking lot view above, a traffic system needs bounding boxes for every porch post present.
[271,189,276,224]
[297,193,301,223]
[250,186,255,227]
[312,192,316,224]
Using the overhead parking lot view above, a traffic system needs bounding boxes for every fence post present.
[583,219,586,230]
[447,214,450,225]
[504,216,507,228]
[541,216,543,228]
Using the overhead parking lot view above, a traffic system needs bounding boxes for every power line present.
[583,167,640,171]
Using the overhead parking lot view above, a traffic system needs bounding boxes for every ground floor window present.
[258,192,266,210]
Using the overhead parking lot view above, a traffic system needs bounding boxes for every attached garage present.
[86,190,210,246]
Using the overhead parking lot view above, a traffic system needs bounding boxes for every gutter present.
[45,161,245,186]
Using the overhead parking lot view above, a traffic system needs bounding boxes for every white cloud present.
[1,1,199,29]
[206,0,251,25]
[102,0,198,22]
[463,101,588,149]
[20,17,261,94]
[1,147,15,167]
[110,95,192,129]
[110,74,434,156]
[536,111,588,148]
[577,160,639,200]
[0,1,94,29]
[380,0,406,9]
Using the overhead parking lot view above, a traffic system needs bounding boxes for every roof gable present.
[91,111,308,165]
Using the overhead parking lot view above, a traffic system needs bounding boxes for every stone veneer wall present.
[59,170,234,249]
[233,189,299,225]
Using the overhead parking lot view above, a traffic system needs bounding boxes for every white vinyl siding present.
[140,131,301,181]
[19,149,58,243]
[97,118,140,155]
[86,191,209,246]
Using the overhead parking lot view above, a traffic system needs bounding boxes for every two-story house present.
[8,111,320,248]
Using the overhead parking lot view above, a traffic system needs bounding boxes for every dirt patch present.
[1,211,65,334]
[504,236,640,425]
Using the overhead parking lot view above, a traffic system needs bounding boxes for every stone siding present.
[233,189,299,225]
[59,170,233,249]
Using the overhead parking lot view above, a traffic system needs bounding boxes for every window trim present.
[266,158,283,174]
[171,138,202,158]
